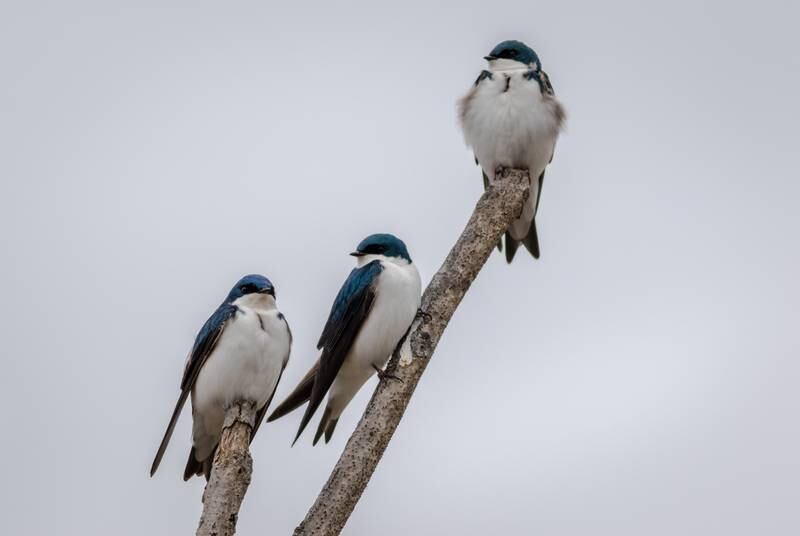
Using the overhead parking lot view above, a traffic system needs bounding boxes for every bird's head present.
[484,40,540,71]
[350,233,412,265]
[226,274,276,306]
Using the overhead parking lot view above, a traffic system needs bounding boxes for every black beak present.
[259,287,275,297]
[350,251,365,257]
[484,55,497,61]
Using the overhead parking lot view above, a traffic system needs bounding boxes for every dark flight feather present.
[250,368,284,441]
[150,303,239,477]
[291,260,383,445]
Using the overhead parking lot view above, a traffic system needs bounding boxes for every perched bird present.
[459,39,566,262]
[150,274,292,480]
[268,233,421,445]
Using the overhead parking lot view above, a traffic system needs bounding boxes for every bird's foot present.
[415,308,432,323]
[372,364,403,383]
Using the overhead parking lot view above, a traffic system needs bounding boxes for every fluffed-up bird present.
[459,39,566,262]
[268,233,421,445]
[150,274,292,480]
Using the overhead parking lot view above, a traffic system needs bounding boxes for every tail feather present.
[498,169,545,264]
[504,219,540,263]
[267,360,318,423]
[522,219,540,259]
[504,232,519,263]
[313,406,333,446]
[183,446,205,481]
[324,417,339,444]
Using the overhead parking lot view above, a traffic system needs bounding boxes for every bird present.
[267,233,421,445]
[150,274,292,480]
[458,39,566,263]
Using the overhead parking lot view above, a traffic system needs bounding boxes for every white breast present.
[327,259,421,417]
[460,69,564,239]
[462,70,561,181]
[190,302,290,460]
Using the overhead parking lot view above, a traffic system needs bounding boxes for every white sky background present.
[1,1,799,534]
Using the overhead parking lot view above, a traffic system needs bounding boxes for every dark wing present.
[251,369,282,441]
[530,69,555,259]
[525,68,555,96]
[292,260,384,444]
[539,69,555,96]
[317,260,383,350]
[474,69,493,86]
[535,170,545,216]
[150,303,238,476]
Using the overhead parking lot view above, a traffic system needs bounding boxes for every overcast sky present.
[1,1,799,535]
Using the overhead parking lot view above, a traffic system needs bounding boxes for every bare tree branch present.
[293,168,531,536]
[197,401,257,536]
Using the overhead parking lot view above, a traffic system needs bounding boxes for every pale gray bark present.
[293,168,531,536]
[197,401,257,536]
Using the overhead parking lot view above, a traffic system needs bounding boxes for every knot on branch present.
[222,400,257,430]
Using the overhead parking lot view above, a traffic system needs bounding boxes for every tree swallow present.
[150,274,292,480]
[267,233,421,445]
[459,39,566,262]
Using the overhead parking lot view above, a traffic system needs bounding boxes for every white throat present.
[233,293,277,312]
[487,58,530,72]
[356,254,410,268]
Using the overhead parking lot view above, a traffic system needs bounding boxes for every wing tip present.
[149,452,161,477]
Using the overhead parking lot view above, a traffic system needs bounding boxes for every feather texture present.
[291,260,384,444]
[459,60,564,261]
[151,291,291,480]
[270,255,421,445]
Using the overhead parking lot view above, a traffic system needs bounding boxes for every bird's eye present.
[508,49,517,57]
[364,244,385,254]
